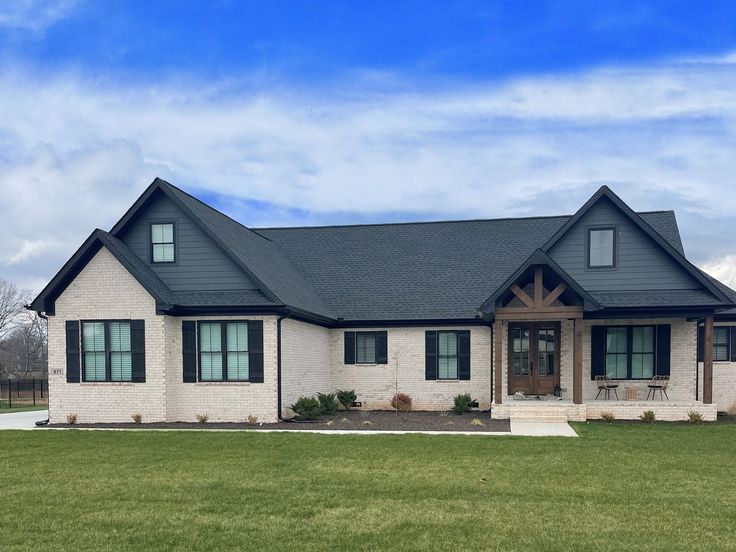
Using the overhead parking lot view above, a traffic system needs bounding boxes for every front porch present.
[483,254,719,422]
[491,399,718,422]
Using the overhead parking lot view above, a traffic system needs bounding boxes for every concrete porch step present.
[510,414,569,423]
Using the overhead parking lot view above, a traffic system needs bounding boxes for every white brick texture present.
[329,326,492,411]
[48,247,166,424]
[281,318,330,412]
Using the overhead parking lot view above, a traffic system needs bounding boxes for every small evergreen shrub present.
[687,411,703,424]
[317,392,339,415]
[640,410,656,423]
[452,394,474,414]
[66,413,77,425]
[290,396,324,420]
[131,413,142,424]
[336,389,357,411]
[391,393,413,412]
[600,411,615,423]
[196,413,209,424]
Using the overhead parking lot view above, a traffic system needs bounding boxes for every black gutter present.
[276,310,290,420]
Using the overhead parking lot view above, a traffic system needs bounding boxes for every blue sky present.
[2,0,736,290]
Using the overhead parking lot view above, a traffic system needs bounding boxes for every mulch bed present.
[49,410,510,432]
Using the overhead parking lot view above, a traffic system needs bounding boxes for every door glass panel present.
[537,328,555,376]
[512,328,530,376]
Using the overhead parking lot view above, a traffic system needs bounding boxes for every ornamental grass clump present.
[290,396,324,420]
[336,389,357,411]
[452,393,474,414]
[687,411,703,424]
[317,392,339,415]
[640,410,656,423]
[391,393,413,412]
[600,411,615,423]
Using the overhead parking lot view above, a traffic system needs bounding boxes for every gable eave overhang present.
[29,229,173,315]
[478,249,601,315]
[539,185,732,305]
[109,177,283,306]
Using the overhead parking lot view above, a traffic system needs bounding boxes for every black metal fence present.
[0,378,48,409]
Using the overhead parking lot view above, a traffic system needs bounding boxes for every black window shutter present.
[656,324,671,377]
[730,328,736,363]
[130,320,146,382]
[425,331,437,380]
[590,326,606,380]
[697,325,704,362]
[344,331,356,364]
[375,331,388,364]
[248,321,264,383]
[457,330,471,380]
[182,321,197,383]
[65,320,80,383]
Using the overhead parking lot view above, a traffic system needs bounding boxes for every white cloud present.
[0,0,79,32]
[1,52,736,290]
[702,256,736,290]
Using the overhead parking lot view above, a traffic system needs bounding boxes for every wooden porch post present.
[573,317,583,404]
[494,319,503,404]
[703,313,714,404]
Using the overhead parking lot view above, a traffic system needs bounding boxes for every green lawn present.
[0,400,48,413]
[1,424,735,551]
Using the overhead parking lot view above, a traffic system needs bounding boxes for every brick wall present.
[281,318,330,413]
[328,326,492,411]
[164,315,279,423]
[48,247,166,424]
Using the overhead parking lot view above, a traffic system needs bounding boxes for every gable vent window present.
[151,223,175,263]
[588,228,615,268]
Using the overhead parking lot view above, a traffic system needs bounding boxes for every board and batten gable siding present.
[119,191,260,291]
[47,247,167,424]
[548,197,697,291]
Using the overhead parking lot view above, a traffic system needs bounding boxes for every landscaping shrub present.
[640,410,656,423]
[391,393,413,412]
[131,413,142,424]
[470,418,484,426]
[196,413,209,424]
[317,392,339,414]
[687,411,703,424]
[290,396,324,420]
[452,393,474,414]
[600,411,615,423]
[66,413,77,425]
[336,389,357,410]
[727,402,736,417]
[246,415,258,425]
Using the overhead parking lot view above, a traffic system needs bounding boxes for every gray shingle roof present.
[255,211,690,320]
[590,290,725,308]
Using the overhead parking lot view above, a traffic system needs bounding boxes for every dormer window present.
[588,227,615,268]
[151,223,175,263]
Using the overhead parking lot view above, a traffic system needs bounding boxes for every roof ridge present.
[156,178,273,242]
[254,210,673,231]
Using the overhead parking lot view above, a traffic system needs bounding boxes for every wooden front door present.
[508,322,560,396]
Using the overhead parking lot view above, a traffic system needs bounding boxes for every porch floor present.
[492,399,717,422]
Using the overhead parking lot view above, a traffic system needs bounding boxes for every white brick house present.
[31,179,736,423]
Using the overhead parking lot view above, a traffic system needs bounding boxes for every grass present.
[1,423,735,551]
[0,400,48,413]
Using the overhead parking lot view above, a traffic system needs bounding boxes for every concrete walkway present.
[0,410,48,430]
[0,411,577,437]
[510,421,578,437]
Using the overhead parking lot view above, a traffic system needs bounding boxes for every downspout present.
[276,311,290,421]
[489,322,494,411]
[695,319,700,401]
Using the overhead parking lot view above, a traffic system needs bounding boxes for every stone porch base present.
[492,400,717,422]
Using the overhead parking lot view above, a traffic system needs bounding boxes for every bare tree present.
[0,301,47,379]
[0,279,24,341]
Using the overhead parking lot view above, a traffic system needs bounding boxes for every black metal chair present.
[595,375,619,400]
